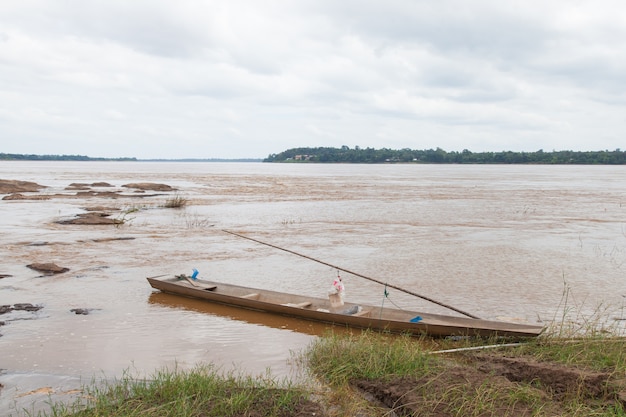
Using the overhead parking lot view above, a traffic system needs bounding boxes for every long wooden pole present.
[222,229,480,319]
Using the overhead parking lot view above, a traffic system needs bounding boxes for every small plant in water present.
[124,205,142,214]
[163,194,188,209]
[114,212,135,227]
[183,212,214,229]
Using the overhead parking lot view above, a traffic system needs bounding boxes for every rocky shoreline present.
[0,178,174,340]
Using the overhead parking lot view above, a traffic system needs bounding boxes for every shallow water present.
[1,161,626,414]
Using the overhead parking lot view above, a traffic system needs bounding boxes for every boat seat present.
[352,310,370,317]
[282,301,313,308]
[241,293,260,300]
[292,301,312,308]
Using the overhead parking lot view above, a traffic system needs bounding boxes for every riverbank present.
[21,330,626,417]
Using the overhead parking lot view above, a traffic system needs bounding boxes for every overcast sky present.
[1,1,625,159]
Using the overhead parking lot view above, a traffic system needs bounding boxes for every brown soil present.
[232,398,325,417]
[351,352,626,417]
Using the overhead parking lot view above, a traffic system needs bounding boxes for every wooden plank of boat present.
[146,276,545,339]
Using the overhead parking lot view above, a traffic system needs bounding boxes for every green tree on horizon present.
[263,147,626,164]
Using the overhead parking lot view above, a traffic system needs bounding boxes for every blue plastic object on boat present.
[410,316,422,323]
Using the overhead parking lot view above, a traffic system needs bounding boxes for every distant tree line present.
[264,146,626,164]
[0,153,137,161]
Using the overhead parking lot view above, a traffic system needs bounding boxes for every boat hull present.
[147,276,544,338]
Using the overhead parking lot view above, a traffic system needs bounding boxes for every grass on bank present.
[304,330,626,416]
[42,365,314,417]
[33,330,626,417]
[510,336,626,371]
[304,331,439,383]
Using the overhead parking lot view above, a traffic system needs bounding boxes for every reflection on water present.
[148,291,355,337]
[1,161,626,414]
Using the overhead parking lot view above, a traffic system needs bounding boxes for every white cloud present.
[0,0,625,158]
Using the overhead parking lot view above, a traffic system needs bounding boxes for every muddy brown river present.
[1,161,625,415]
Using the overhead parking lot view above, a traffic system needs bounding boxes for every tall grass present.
[42,365,311,417]
[304,331,437,384]
[548,277,626,338]
[508,337,626,372]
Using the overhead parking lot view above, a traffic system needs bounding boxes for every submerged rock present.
[13,303,43,312]
[26,263,70,275]
[2,193,51,200]
[0,303,43,314]
[66,183,91,190]
[56,212,122,225]
[122,182,175,191]
[1,304,43,337]
[0,179,45,193]
[82,205,121,212]
[70,308,100,315]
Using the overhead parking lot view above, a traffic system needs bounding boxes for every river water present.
[1,161,625,414]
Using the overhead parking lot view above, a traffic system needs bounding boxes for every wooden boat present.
[147,275,545,338]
